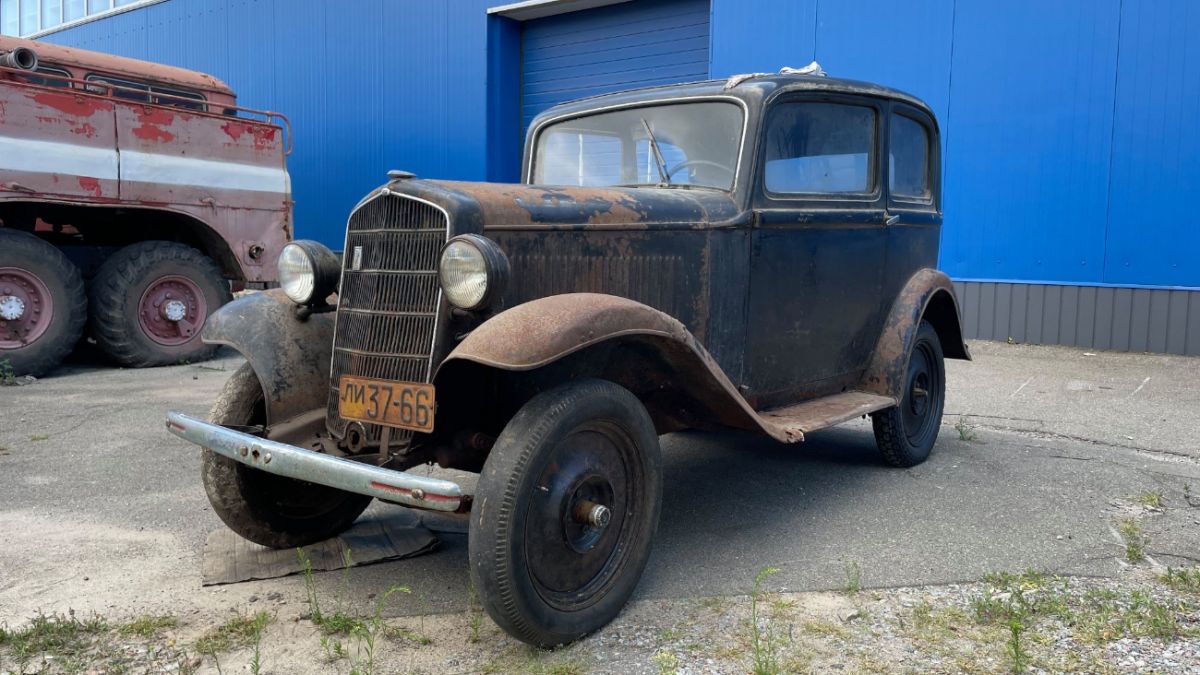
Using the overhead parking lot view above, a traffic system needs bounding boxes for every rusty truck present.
[0,36,292,376]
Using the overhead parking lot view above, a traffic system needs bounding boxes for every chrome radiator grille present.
[327,192,448,440]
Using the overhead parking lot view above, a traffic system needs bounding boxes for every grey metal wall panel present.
[956,281,1200,356]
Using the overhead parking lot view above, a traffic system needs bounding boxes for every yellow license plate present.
[338,376,435,433]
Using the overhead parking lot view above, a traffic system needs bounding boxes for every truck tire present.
[872,320,946,467]
[88,241,232,367]
[469,379,663,648]
[0,230,87,377]
[201,362,373,548]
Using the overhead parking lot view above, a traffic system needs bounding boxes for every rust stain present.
[31,90,109,117]
[132,106,176,142]
[77,176,102,197]
[132,124,174,142]
[222,121,278,150]
[70,122,98,138]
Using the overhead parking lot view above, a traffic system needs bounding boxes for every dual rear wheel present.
[0,231,229,376]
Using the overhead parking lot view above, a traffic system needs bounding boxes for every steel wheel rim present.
[0,266,54,350]
[137,274,207,346]
[524,421,642,611]
[902,341,941,446]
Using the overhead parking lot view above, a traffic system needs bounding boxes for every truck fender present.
[861,268,971,401]
[201,289,333,424]
[435,293,797,441]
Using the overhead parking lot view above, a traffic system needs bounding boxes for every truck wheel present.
[201,362,372,548]
[0,230,87,377]
[469,379,663,648]
[89,241,232,367]
[872,320,945,467]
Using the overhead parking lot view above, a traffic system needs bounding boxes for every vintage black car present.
[167,67,970,647]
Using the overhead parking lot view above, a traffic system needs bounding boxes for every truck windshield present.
[532,101,744,190]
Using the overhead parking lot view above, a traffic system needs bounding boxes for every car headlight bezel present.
[277,240,340,305]
[438,234,509,311]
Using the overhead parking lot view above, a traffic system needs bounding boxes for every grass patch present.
[1131,491,1164,509]
[118,614,178,637]
[193,611,272,655]
[748,566,783,675]
[29,434,49,442]
[1117,518,1147,563]
[1159,566,1200,594]
[954,419,978,442]
[0,611,108,663]
[844,560,862,595]
[652,649,680,675]
[0,359,15,386]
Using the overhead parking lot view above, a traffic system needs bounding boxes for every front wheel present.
[872,320,946,467]
[201,363,372,548]
[0,230,87,377]
[469,379,663,648]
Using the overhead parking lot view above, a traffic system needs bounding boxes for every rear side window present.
[84,74,207,111]
[890,114,930,198]
[764,102,875,195]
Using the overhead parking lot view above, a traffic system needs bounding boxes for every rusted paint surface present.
[860,268,971,400]
[1,37,292,283]
[201,289,334,424]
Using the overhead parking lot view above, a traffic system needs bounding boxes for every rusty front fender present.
[201,289,333,424]
[435,293,794,440]
[861,269,971,401]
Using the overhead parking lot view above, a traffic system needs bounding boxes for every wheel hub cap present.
[902,342,941,445]
[0,295,24,321]
[137,275,207,346]
[0,267,54,349]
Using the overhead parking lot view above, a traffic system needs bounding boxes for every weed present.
[29,434,49,442]
[0,610,108,664]
[844,560,862,595]
[800,618,850,639]
[119,614,177,637]
[0,360,15,386]
[1006,619,1028,673]
[298,547,323,622]
[193,611,272,656]
[1131,491,1164,509]
[652,649,680,675]
[748,566,783,675]
[1159,567,1200,594]
[1117,518,1147,563]
[954,419,978,442]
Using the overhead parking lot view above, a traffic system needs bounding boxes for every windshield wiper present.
[640,117,670,186]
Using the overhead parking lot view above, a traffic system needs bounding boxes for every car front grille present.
[327,191,448,443]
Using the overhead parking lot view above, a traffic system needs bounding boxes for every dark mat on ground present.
[202,511,440,586]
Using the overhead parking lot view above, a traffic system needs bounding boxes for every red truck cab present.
[0,36,292,376]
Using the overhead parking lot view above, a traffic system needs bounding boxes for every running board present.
[758,391,896,442]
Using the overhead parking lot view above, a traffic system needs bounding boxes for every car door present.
[744,95,889,408]
[881,103,941,302]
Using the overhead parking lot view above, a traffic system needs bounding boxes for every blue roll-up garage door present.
[521,0,711,130]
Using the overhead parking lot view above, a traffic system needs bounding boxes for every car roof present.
[530,71,936,128]
[0,35,234,96]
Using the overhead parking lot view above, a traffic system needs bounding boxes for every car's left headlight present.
[277,240,340,305]
[439,235,509,310]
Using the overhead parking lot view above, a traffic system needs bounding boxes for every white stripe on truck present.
[0,135,289,194]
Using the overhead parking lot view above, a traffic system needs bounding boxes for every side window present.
[764,102,875,195]
[85,75,151,102]
[19,66,73,88]
[890,114,930,199]
[84,74,207,111]
[536,130,622,186]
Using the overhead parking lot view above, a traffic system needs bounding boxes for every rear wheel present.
[872,320,946,467]
[89,241,232,367]
[0,230,86,377]
[201,363,372,548]
[469,379,663,648]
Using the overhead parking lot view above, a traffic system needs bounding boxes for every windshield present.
[531,101,744,190]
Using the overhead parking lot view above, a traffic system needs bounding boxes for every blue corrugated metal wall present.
[520,0,709,130]
[711,0,1200,290]
[40,0,497,247]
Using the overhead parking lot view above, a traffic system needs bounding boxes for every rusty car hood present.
[372,179,744,232]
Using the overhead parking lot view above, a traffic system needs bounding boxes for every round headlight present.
[277,240,340,305]
[439,235,508,310]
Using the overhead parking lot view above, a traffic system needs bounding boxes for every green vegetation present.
[193,611,272,655]
[1131,491,1164,508]
[0,359,15,385]
[1159,566,1200,594]
[844,560,862,595]
[954,419,978,442]
[119,614,178,637]
[748,566,782,675]
[29,434,49,442]
[1117,518,1147,563]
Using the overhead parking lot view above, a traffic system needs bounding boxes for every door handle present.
[884,213,900,226]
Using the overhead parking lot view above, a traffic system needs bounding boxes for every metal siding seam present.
[1166,290,1188,354]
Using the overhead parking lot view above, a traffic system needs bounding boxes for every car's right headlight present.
[439,235,509,311]
[277,240,340,305]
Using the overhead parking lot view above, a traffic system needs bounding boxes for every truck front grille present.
[327,192,448,442]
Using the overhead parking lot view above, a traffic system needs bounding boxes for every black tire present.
[201,363,372,548]
[469,379,663,648]
[89,241,232,368]
[872,320,946,467]
[0,230,86,377]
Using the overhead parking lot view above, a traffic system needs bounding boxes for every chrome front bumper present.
[166,411,467,512]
